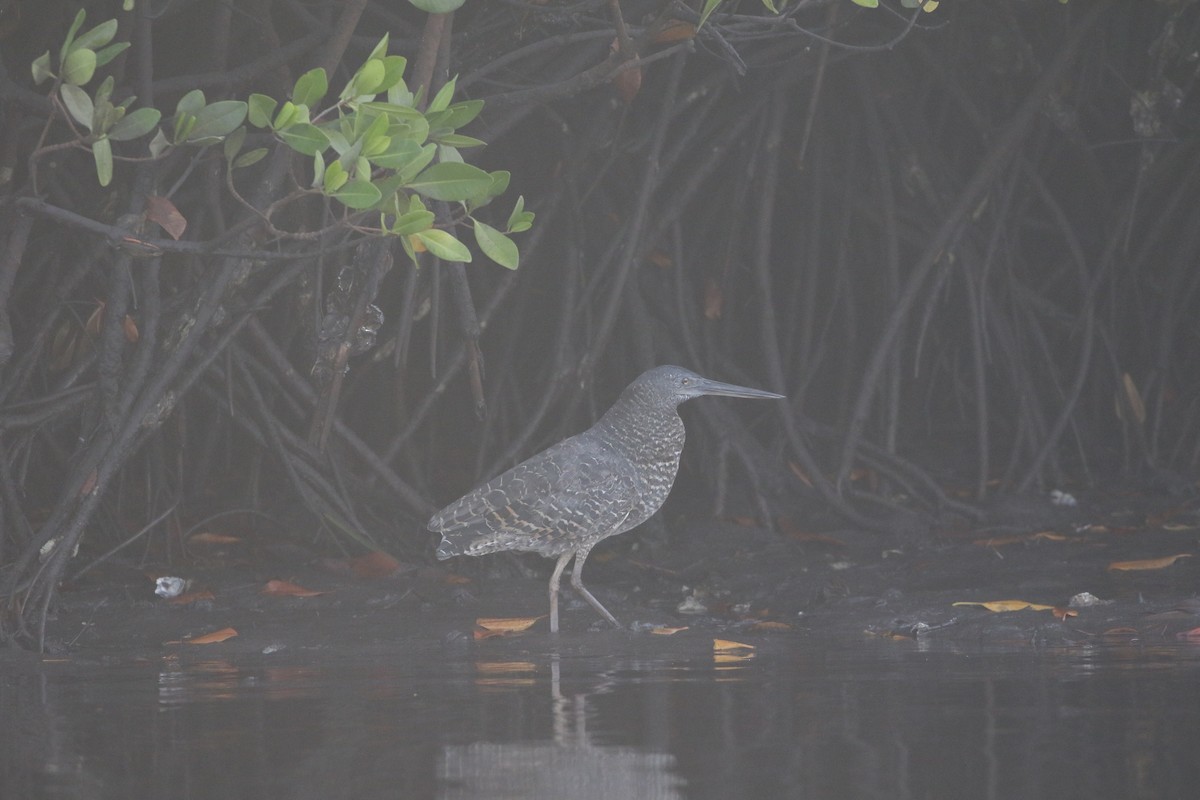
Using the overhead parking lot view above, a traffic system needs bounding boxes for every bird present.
[428,365,785,633]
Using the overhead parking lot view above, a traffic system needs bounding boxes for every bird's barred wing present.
[428,437,639,553]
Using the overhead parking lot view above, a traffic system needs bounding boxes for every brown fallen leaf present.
[1175,627,1200,643]
[953,600,1056,613]
[713,638,755,652]
[1051,607,1078,621]
[650,626,689,635]
[349,550,403,578]
[750,621,793,632]
[183,627,238,645]
[442,572,472,585]
[261,579,327,597]
[168,589,215,605]
[1107,553,1193,571]
[653,19,696,44]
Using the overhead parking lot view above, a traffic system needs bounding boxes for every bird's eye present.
[681,378,691,386]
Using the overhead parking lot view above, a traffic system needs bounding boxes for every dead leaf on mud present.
[348,550,404,578]
[474,616,545,639]
[973,531,1077,548]
[1107,553,1192,571]
[178,627,238,645]
[168,589,214,605]
[1175,627,1200,642]
[713,639,755,652]
[1102,627,1140,637]
[261,580,327,597]
[650,626,689,635]
[777,516,846,546]
[1051,607,1078,621]
[953,600,1057,613]
[750,621,793,632]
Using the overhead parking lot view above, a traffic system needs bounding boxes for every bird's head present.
[628,365,785,408]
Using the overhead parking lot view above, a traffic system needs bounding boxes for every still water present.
[2,636,1198,799]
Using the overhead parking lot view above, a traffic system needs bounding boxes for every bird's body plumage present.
[429,365,783,632]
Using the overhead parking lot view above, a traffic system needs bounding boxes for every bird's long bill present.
[695,378,785,400]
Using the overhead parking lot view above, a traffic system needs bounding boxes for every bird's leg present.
[570,547,621,629]
[548,552,573,633]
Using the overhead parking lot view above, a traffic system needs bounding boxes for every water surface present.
[3,637,1198,799]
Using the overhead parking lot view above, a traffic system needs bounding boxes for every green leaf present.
[441,99,483,130]
[507,195,534,233]
[92,136,113,186]
[697,0,723,29]
[73,19,118,52]
[407,0,466,11]
[352,59,386,97]
[311,152,326,187]
[108,107,161,141]
[59,9,88,67]
[62,47,97,86]
[292,68,328,108]
[323,159,348,192]
[434,133,486,148]
[248,94,277,128]
[378,56,408,94]
[393,143,437,181]
[334,179,383,209]
[408,161,492,201]
[426,75,457,114]
[507,195,526,229]
[94,41,130,68]
[850,0,879,6]
[437,144,462,163]
[223,126,246,160]
[390,208,435,236]
[60,84,94,130]
[233,148,268,169]
[278,122,329,155]
[173,113,196,144]
[176,89,206,115]
[486,170,510,198]
[187,100,247,142]
[473,220,518,269]
[367,33,391,62]
[415,229,471,262]
[32,51,54,84]
[272,100,299,130]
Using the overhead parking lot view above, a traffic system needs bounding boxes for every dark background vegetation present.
[1,0,1197,646]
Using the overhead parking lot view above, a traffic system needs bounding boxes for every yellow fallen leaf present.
[953,600,1056,612]
[474,616,545,638]
[1107,553,1192,571]
[750,621,793,631]
[183,627,238,645]
[650,626,689,635]
[1162,523,1200,532]
[713,638,755,652]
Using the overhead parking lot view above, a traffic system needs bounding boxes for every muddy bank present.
[13,486,1200,662]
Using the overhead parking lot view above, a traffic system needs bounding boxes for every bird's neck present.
[594,395,686,462]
